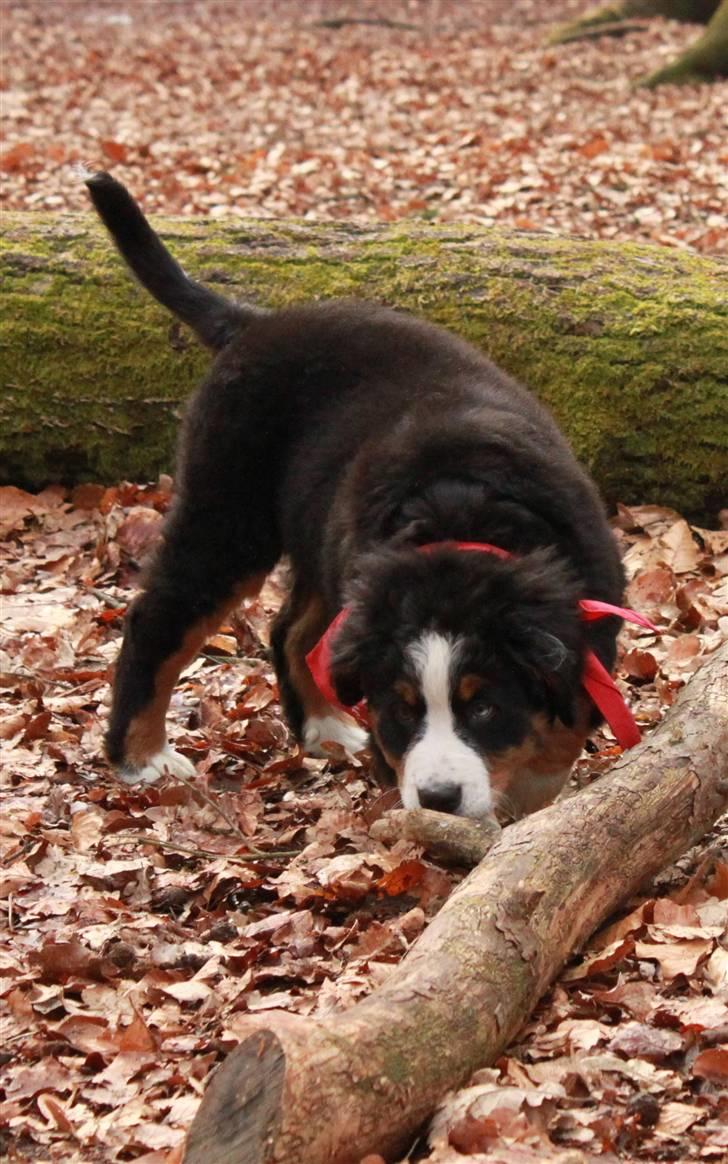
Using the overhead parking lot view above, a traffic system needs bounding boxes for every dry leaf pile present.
[2,0,728,1157]
[2,0,727,253]
[1,482,727,1161]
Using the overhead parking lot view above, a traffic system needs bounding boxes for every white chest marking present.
[402,632,492,818]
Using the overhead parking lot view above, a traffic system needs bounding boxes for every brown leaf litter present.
[1,481,727,1160]
[2,0,726,254]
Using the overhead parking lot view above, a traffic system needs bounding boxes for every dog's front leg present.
[271,583,368,758]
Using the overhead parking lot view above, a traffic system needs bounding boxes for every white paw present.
[117,745,197,785]
[303,714,368,758]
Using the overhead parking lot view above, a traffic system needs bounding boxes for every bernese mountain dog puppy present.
[87,172,627,822]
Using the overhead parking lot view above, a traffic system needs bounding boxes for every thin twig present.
[168,768,258,848]
[112,831,299,861]
[87,586,128,609]
[201,652,264,666]
[551,19,648,44]
[307,16,420,31]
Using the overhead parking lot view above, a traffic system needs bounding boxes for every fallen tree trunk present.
[183,641,728,1164]
[1,213,726,517]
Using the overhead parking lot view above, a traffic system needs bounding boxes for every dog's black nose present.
[418,783,462,814]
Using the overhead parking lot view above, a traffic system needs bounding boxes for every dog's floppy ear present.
[511,626,581,727]
[496,548,584,727]
[326,548,406,706]
[532,628,580,726]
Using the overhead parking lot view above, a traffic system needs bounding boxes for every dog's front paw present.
[117,744,197,785]
[303,714,368,757]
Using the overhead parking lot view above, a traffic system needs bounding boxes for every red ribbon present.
[307,608,369,728]
[578,598,657,748]
[306,542,658,749]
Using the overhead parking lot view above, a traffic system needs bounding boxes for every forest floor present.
[1,1,728,1162]
[2,0,727,253]
[2,487,727,1163]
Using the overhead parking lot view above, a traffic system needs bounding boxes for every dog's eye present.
[392,698,420,727]
[468,698,494,723]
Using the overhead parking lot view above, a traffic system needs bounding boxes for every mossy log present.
[641,0,728,83]
[183,642,728,1164]
[1,212,726,516]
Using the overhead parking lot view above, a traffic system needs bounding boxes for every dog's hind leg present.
[106,501,275,784]
[271,585,367,758]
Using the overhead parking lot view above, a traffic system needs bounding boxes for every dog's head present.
[328,546,586,820]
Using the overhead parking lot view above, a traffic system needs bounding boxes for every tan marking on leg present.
[285,591,367,754]
[123,573,266,768]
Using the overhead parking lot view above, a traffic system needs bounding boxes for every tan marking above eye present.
[457,674,484,703]
[394,679,419,706]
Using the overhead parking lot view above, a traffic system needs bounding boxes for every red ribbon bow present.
[306,542,658,749]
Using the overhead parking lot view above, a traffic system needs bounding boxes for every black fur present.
[85,172,257,350]
[328,546,591,777]
[87,173,625,806]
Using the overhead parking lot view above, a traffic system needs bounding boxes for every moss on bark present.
[641,0,728,83]
[1,212,726,517]
[549,0,720,43]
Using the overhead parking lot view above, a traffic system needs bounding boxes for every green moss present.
[381,1048,411,1087]
[1,212,726,516]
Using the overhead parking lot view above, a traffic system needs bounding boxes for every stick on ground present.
[184,642,728,1164]
[369,807,501,866]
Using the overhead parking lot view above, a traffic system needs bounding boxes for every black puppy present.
[87,172,627,820]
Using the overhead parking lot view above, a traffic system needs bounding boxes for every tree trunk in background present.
[550,0,720,43]
[183,643,728,1164]
[641,0,728,83]
[1,213,727,517]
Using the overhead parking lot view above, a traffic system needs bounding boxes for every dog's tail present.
[84,170,256,350]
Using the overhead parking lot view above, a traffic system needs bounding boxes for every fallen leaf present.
[608,1021,682,1062]
[692,1047,728,1083]
[635,939,713,980]
[655,1101,705,1136]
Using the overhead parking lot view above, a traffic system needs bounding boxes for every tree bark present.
[549,0,720,43]
[183,642,728,1164]
[641,0,728,83]
[1,213,727,518]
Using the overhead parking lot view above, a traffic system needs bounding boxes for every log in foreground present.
[183,642,728,1164]
[1,212,727,515]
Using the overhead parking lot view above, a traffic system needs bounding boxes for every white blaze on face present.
[401,632,492,818]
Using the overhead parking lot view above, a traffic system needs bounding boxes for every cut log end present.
[184,1029,286,1164]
